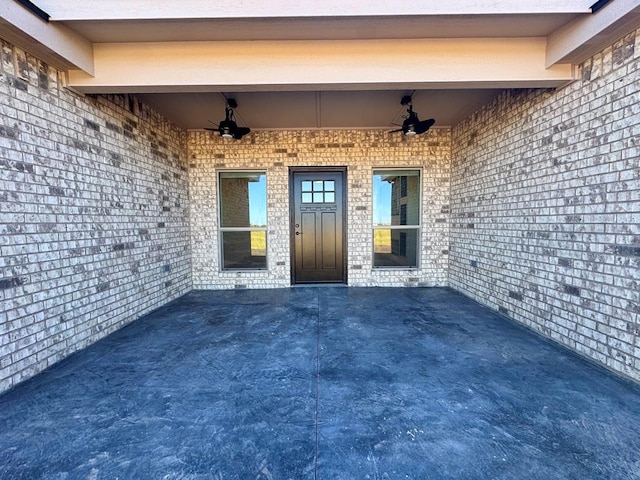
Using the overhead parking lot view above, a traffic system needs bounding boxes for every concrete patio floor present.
[1,287,639,479]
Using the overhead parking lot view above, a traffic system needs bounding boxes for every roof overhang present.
[547,0,640,66]
[28,0,595,21]
[1,0,639,129]
[0,0,93,73]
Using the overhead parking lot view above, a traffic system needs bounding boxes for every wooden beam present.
[67,38,573,94]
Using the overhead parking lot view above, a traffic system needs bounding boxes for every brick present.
[449,28,640,382]
[0,38,191,394]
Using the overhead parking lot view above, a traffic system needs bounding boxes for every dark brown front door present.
[291,168,346,284]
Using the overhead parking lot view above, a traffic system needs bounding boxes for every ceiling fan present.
[390,95,435,136]
[205,98,251,140]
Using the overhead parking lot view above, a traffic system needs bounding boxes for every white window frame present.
[217,170,268,271]
[371,168,422,269]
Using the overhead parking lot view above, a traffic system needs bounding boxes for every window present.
[301,180,335,204]
[372,169,420,268]
[218,172,267,270]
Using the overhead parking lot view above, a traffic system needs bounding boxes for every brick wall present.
[188,129,451,289]
[450,30,640,381]
[0,39,192,393]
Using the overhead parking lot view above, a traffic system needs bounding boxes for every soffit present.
[59,14,581,43]
[32,0,594,21]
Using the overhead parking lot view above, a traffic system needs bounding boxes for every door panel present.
[292,170,345,284]
[321,212,337,269]
[301,212,317,270]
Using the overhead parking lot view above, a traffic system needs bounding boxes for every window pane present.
[302,192,313,203]
[222,231,267,269]
[325,192,335,203]
[373,228,418,267]
[313,192,324,203]
[302,181,312,192]
[219,172,266,227]
[313,181,324,191]
[373,170,420,226]
[325,180,335,191]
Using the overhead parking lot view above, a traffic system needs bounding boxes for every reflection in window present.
[372,170,420,268]
[221,231,267,269]
[219,172,267,270]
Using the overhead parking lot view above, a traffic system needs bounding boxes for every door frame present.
[289,166,348,285]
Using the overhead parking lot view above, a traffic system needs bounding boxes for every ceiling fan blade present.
[205,119,220,132]
[389,128,403,133]
[234,127,251,139]
[415,118,436,134]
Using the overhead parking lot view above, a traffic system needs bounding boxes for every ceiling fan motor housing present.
[215,99,250,139]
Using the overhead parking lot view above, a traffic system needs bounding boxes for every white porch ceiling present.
[137,89,503,130]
